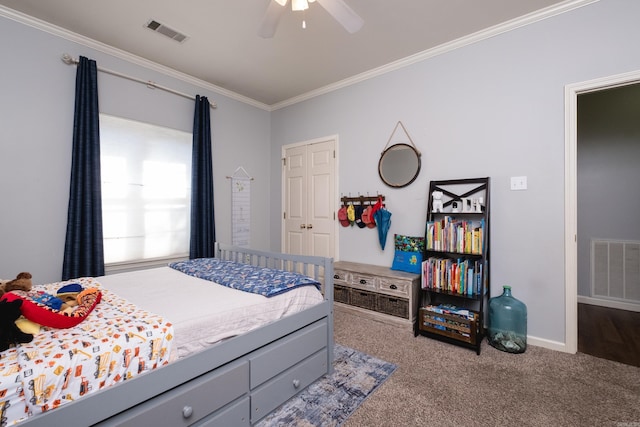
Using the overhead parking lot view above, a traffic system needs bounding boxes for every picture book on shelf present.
[425,216,484,255]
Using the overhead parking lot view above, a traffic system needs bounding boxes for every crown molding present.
[270,0,598,110]
[1,0,598,112]
[0,5,271,111]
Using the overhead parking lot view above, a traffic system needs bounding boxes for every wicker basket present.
[334,284,350,304]
[376,295,409,318]
[350,289,376,310]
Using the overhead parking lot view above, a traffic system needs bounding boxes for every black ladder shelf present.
[414,177,490,355]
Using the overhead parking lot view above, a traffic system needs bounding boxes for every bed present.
[1,243,334,426]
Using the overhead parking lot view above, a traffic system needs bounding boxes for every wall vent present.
[144,20,189,43]
[591,239,640,303]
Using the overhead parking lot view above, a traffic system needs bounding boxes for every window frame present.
[99,114,193,271]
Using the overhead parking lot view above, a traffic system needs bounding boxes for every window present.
[100,114,192,265]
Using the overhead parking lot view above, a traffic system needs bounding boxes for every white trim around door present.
[281,135,339,260]
[564,69,640,354]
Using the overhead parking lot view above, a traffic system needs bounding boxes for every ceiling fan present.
[259,0,364,38]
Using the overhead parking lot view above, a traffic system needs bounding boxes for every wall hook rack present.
[340,195,385,206]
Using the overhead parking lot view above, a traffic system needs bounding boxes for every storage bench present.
[333,261,419,327]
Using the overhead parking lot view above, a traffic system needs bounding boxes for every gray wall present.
[3,0,640,347]
[577,83,640,297]
[270,0,640,345]
[0,14,272,283]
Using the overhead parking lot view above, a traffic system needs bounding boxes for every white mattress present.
[97,266,324,358]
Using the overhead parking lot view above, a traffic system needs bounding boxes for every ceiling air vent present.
[145,19,189,43]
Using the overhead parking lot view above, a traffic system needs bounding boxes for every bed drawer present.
[97,360,249,427]
[249,319,327,388]
[251,348,328,423]
[191,397,250,427]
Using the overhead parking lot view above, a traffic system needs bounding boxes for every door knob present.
[307,224,313,229]
[300,224,307,229]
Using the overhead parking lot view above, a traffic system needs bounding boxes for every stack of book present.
[425,216,484,254]
[421,258,484,296]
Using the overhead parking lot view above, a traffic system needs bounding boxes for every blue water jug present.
[488,285,527,353]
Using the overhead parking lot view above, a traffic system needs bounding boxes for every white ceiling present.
[1,0,573,107]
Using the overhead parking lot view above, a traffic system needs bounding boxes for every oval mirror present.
[378,143,421,188]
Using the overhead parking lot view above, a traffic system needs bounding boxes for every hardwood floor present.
[578,303,640,367]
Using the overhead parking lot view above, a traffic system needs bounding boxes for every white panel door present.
[283,144,307,256]
[283,138,336,259]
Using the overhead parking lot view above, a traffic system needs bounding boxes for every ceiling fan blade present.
[316,0,363,34]
[258,0,288,38]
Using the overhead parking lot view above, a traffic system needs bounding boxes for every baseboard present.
[578,296,640,313]
[527,336,570,353]
[527,297,640,353]
[337,303,572,354]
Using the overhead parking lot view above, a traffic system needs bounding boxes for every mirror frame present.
[378,143,422,188]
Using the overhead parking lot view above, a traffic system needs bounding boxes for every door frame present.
[281,135,339,260]
[564,69,640,354]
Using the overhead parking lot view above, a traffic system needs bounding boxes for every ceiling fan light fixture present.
[259,0,363,38]
[292,0,309,12]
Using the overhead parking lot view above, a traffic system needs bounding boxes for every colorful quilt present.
[0,348,28,426]
[0,277,174,425]
[169,258,320,297]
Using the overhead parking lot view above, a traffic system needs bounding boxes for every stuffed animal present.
[431,191,444,213]
[0,272,33,298]
[0,299,34,351]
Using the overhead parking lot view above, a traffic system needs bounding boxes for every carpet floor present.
[257,343,397,427]
[334,308,640,427]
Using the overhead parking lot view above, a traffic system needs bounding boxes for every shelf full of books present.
[421,257,485,298]
[426,216,484,255]
[414,177,490,355]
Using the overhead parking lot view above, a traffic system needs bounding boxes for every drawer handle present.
[390,284,397,290]
[292,379,300,388]
[359,279,367,285]
[334,274,339,279]
[182,406,193,419]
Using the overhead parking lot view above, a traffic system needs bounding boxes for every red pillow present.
[1,288,101,329]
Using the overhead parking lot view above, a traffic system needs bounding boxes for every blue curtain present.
[190,95,216,258]
[62,56,105,280]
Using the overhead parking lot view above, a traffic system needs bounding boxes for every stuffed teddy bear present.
[0,299,34,351]
[0,272,33,298]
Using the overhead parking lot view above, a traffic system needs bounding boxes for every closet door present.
[283,138,336,259]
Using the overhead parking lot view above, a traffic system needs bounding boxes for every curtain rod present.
[61,53,217,109]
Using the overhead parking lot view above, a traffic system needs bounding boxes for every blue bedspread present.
[169,258,321,297]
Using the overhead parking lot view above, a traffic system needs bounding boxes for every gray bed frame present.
[18,243,334,427]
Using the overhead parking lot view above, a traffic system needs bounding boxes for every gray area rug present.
[257,344,397,427]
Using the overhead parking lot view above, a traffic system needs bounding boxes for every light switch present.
[510,176,527,191]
